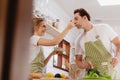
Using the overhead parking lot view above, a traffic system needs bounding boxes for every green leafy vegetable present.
[83,68,112,80]
[87,68,100,77]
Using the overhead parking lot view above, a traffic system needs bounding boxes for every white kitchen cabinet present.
[46,23,60,37]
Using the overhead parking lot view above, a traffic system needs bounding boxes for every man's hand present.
[83,61,93,69]
[76,55,93,69]
[110,57,119,67]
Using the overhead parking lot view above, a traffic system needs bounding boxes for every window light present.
[97,0,120,6]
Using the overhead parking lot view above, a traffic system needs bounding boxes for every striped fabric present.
[85,39,113,75]
[30,47,45,73]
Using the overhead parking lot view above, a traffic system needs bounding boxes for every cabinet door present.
[53,40,70,72]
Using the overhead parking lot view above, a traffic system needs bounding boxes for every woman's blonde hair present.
[32,17,45,27]
[31,18,45,34]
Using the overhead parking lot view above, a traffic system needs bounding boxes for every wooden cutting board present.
[32,78,69,80]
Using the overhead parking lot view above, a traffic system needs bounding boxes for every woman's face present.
[36,21,47,36]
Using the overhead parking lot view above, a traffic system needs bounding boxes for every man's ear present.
[83,16,87,20]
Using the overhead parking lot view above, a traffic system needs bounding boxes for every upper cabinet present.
[46,23,60,37]
[53,39,70,72]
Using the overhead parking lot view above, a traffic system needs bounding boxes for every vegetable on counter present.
[87,68,100,78]
[54,73,61,78]
[83,68,112,80]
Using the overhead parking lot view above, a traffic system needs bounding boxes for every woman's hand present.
[52,47,64,55]
[110,57,119,67]
[66,22,75,30]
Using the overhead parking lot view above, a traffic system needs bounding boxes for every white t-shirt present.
[29,35,43,63]
[75,23,118,57]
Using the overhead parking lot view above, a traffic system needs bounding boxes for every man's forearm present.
[75,55,85,69]
[76,59,93,69]
[76,60,85,69]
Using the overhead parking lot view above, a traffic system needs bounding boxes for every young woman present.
[29,18,74,78]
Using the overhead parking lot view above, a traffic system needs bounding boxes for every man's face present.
[74,13,84,29]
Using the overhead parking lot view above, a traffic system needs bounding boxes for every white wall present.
[113,26,120,35]
[33,0,71,32]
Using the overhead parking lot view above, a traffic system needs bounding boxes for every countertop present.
[33,78,69,80]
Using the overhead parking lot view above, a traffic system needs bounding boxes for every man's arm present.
[75,55,93,69]
[111,36,120,67]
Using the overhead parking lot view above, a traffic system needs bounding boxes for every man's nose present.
[74,22,77,25]
[44,27,47,31]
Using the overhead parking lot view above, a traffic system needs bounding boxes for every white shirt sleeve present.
[29,35,41,63]
[104,24,118,41]
[30,35,40,46]
[75,43,81,55]
[75,33,84,55]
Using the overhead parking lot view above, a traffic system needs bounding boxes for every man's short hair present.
[74,8,91,21]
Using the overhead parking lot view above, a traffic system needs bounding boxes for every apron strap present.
[84,26,99,42]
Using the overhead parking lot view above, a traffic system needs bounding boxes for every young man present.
[74,8,120,79]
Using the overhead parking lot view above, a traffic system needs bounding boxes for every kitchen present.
[0,0,120,80]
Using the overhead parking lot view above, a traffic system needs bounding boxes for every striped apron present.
[30,47,45,73]
[84,27,113,76]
